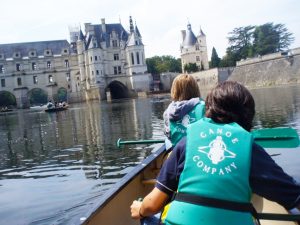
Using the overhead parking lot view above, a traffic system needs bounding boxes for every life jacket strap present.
[175,192,260,225]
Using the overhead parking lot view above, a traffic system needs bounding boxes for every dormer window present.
[112,40,118,47]
[62,49,69,55]
[0,54,4,60]
[44,49,52,56]
[14,52,21,58]
[29,51,37,57]
[47,61,51,69]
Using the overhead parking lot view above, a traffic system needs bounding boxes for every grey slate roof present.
[0,40,71,57]
[86,23,129,48]
[182,23,197,48]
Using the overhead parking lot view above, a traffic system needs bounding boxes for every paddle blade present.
[252,127,299,148]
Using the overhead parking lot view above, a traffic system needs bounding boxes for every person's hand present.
[130,200,143,219]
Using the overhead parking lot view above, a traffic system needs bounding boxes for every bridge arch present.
[106,80,130,100]
[28,88,48,106]
[0,91,17,107]
[55,87,68,102]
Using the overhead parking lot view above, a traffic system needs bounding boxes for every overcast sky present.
[0,0,299,59]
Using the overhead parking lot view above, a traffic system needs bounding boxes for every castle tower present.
[125,16,149,90]
[180,23,209,72]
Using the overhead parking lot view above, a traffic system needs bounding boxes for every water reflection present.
[252,85,300,130]
[0,85,299,225]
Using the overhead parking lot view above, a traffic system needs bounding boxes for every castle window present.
[17,77,22,86]
[114,54,119,61]
[136,52,140,64]
[112,40,118,47]
[113,66,118,75]
[196,45,199,50]
[135,41,139,45]
[118,66,121,74]
[196,56,200,61]
[65,60,69,67]
[48,75,53,83]
[0,65,3,73]
[47,61,51,69]
[66,73,70,81]
[0,54,2,59]
[1,79,5,87]
[131,53,135,65]
[64,49,68,53]
[16,63,21,71]
[92,71,94,75]
[32,62,37,70]
[96,70,99,75]
[90,57,92,62]
[33,76,38,84]
[95,56,98,61]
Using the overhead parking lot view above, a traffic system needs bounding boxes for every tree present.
[0,91,16,107]
[226,25,255,62]
[210,47,221,68]
[146,55,182,75]
[253,23,294,55]
[184,63,198,73]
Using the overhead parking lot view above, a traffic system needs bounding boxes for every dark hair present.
[205,81,255,131]
[171,74,200,101]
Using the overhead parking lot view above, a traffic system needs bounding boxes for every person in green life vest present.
[163,73,205,149]
[145,74,205,225]
[130,81,300,225]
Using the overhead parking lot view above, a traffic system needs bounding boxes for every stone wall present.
[228,48,300,88]
[192,67,233,96]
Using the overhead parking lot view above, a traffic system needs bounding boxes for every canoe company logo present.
[180,114,196,128]
[192,128,239,176]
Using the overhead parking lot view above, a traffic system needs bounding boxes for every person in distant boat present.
[46,100,54,109]
[131,81,300,225]
[163,73,205,149]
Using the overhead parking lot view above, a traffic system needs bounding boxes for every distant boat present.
[0,107,13,113]
[45,106,68,113]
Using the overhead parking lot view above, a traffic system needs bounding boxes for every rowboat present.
[81,132,300,225]
[45,106,68,113]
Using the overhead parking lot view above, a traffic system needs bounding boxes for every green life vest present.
[165,117,254,225]
[169,100,205,146]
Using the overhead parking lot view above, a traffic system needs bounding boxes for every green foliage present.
[0,91,16,106]
[184,63,199,73]
[226,25,255,62]
[253,23,294,56]
[210,47,221,68]
[146,55,182,75]
[29,88,48,105]
[57,88,67,102]
[221,23,294,66]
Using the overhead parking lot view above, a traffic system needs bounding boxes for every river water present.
[0,85,300,225]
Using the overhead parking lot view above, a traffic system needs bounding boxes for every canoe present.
[81,144,299,225]
[45,106,68,113]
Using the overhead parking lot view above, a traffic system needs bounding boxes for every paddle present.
[117,127,299,148]
[252,127,299,148]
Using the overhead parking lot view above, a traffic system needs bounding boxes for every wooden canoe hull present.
[82,145,297,225]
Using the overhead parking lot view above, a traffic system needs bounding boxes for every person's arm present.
[130,138,187,219]
[250,143,300,209]
[130,187,169,219]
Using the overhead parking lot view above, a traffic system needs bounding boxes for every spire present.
[182,22,197,47]
[79,29,85,41]
[129,16,134,33]
[135,22,142,38]
[199,26,205,36]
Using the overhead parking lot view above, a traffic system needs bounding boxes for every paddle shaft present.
[117,127,299,148]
